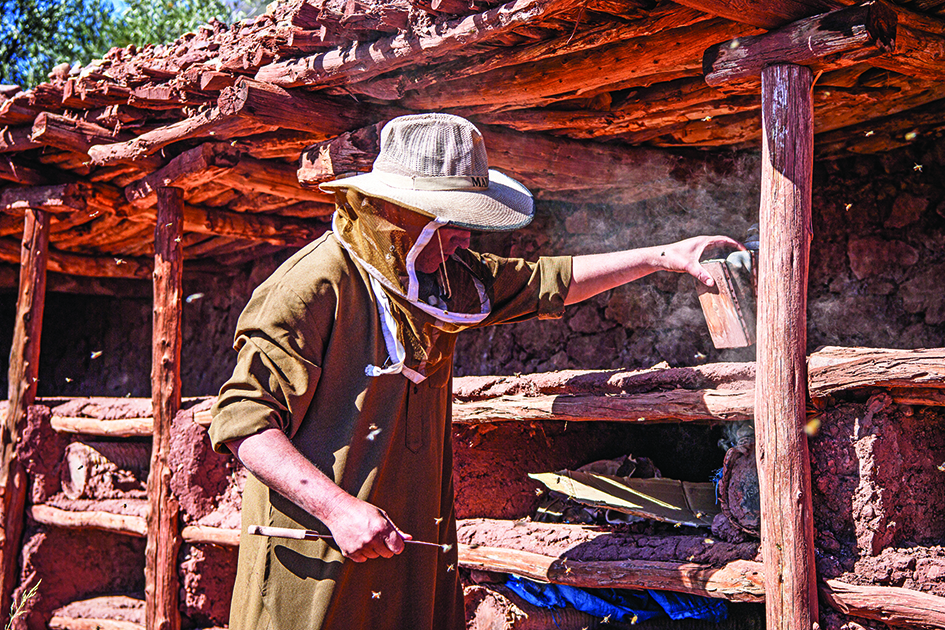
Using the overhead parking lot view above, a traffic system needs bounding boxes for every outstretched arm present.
[226,428,411,562]
[564,235,744,306]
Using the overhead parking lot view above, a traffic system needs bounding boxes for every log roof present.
[1,0,944,281]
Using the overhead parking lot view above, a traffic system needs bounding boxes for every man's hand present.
[321,493,412,562]
[565,234,745,305]
[650,235,746,287]
[227,427,410,562]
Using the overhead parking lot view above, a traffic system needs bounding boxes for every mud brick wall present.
[14,401,241,628]
[809,392,945,598]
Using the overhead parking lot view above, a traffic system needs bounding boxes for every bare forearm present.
[226,427,349,522]
[565,247,662,305]
[564,235,744,306]
[225,427,409,561]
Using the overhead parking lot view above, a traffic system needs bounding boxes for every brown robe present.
[209,232,571,630]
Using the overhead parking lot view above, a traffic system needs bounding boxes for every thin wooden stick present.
[247,525,452,551]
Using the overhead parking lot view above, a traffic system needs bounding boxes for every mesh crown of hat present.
[373,114,489,179]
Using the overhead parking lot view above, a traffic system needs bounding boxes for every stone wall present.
[0,135,942,396]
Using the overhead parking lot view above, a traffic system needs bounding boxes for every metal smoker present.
[696,226,758,349]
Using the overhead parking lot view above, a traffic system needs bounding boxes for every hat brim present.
[319,169,534,232]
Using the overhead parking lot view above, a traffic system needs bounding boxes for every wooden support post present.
[755,64,817,630]
[0,208,49,626]
[145,187,183,630]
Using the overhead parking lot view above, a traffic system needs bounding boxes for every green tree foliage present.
[0,0,235,88]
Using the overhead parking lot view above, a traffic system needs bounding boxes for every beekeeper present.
[209,113,740,630]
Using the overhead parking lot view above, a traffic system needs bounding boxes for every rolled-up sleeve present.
[476,253,572,326]
[209,284,327,453]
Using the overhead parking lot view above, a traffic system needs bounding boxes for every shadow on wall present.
[0,249,292,398]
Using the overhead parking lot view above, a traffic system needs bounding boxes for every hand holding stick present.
[247,524,453,552]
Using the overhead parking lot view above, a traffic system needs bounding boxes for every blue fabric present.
[650,589,728,622]
[505,575,728,623]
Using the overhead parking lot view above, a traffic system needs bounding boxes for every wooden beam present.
[49,616,143,630]
[0,183,89,215]
[400,18,762,112]
[820,579,945,629]
[458,545,766,603]
[125,203,327,247]
[298,122,710,204]
[180,525,240,547]
[254,0,583,89]
[0,126,42,153]
[29,504,147,537]
[87,107,273,166]
[0,236,151,279]
[673,0,833,30]
[704,2,897,88]
[298,123,384,186]
[0,208,48,626]
[755,64,818,630]
[682,0,945,83]
[394,5,710,99]
[145,187,183,630]
[808,346,945,397]
[216,155,334,204]
[0,156,46,185]
[124,143,241,208]
[218,77,378,137]
[30,112,129,155]
[453,389,754,424]
[815,96,945,158]
[51,416,153,437]
[869,20,945,82]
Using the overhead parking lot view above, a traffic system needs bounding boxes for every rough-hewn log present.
[60,442,149,500]
[675,0,833,29]
[30,112,129,155]
[471,76,749,138]
[755,64,818,630]
[29,504,147,537]
[255,0,583,89]
[703,2,897,87]
[0,156,45,185]
[218,77,377,137]
[0,100,38,127]
[645,72,945,150]
[681,0,945,83]
[298,123,384,186]
[396,5,710,99]
[458,545,766,603]
[815,96,945,159]
[298,122,706,204]
[216,155,334,204]
[125,143,241,208]
[401,18,761,112]
[453,389,754,424]
[87,108,273,166]
[0,183,88,215]
[868,21,945,82]
[0,126,41,153]
[820,579,945,630]
[231,129,327,160]
[0,208,48,626]
[809,346,945,398]
[0,239,152,279]
[180,525,240,547]
[125,203,325,247]
[146,187,183,630]
[49,617,144,630]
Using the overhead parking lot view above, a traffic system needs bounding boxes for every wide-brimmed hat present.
[319,113,534,231]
